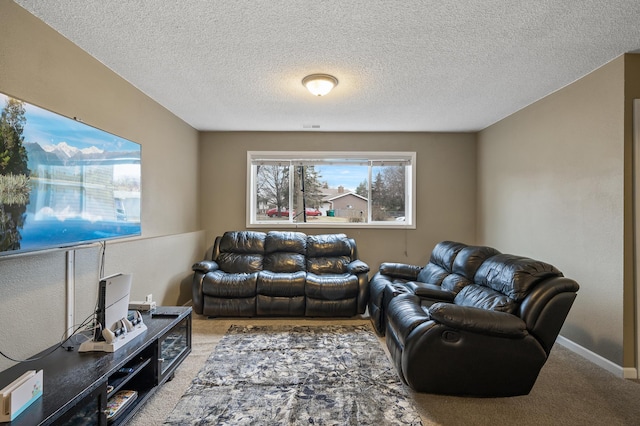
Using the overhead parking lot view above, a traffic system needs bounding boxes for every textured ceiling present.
[13,0,640,132]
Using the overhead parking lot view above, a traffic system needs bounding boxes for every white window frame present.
[247,151,416,229]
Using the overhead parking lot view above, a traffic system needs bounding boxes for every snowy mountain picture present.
[42,141,104,157]
[0,91,141,256]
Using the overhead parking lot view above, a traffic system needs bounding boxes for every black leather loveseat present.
[192,230,370,317]
[371,241,579,396]
[368,241,500,336]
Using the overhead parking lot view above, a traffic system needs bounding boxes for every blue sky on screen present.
[315,165,368,191]
[0,92,138,152]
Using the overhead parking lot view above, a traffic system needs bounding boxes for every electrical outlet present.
[146,294,153,303]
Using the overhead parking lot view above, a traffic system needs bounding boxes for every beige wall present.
[478,56,627,365]
[199,131,478,271]
[0,1,204,372]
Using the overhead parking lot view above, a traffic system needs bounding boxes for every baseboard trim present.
[556,335,638,379]
[623,367,638,379]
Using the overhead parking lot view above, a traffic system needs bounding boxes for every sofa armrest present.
[378,262,422,281]
[347,259,370,275]
[346,259,370,315]
[192,260,219,273]
[405,282,455,302]
[428,303,527,338]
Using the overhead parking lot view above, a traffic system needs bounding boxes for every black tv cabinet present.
[0,306,192,426]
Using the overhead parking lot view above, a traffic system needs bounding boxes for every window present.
[247,151,416,228]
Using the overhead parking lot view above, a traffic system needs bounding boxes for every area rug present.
[163,324,423,425]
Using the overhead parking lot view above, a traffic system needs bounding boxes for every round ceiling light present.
[302,74,338,96]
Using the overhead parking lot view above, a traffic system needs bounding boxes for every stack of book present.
[105,390,138,423]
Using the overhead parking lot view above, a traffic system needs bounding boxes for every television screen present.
[0,92,141,256]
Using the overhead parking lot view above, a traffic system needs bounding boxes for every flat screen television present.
[0,92,141,256]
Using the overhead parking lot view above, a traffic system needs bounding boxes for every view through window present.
[248,152,415,228]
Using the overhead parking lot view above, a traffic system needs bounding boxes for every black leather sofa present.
[192,230,370,317]
[373,241,579,396]
[368,241,500,336]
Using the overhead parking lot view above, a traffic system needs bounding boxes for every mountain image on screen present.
[0,92,141,256]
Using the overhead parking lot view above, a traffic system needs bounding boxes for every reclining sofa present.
[368,241,500,335]
[192,230,370,317]
[370,241,579,397]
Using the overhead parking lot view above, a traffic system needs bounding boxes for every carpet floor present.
[129,314,640,426]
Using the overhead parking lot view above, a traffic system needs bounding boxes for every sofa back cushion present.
[416,241,467,285]
[306,234,353,274]
[473,254,562,301]
[455,253,564,313]
[263,231,307,273]
[441,245,501,293]
[216,231,266,273]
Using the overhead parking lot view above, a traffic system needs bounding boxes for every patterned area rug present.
[164,324,423,425]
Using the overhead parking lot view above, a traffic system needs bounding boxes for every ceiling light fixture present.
[302,74,338,96]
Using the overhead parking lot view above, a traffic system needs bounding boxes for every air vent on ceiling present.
[303,124,321,129]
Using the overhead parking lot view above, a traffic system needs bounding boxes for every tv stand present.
[0,307,191,426]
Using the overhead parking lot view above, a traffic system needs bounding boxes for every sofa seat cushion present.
[257,270,306,297]
[307,256,351,274]
[203,271,258,298]
[305,273,359,300]
[454,284,517,313]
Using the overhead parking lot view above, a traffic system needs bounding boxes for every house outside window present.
[247,151,416,229]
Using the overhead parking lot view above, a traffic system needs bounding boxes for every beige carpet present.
[129,314,640,426]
